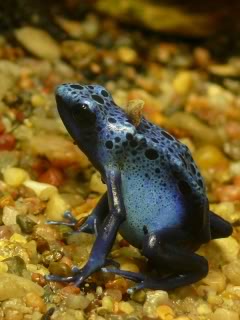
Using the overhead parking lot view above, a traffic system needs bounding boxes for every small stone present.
[45,193,70,220]
[173,71,194,95]
[196,303,212,315]
[48,262,72,277]
[0,273,44,301]
[3,256,26,276]
[117,47,138,64]
[65,294,90,310]
[156,305,175,319]
[25,292,46,313]
[90,172,107,194]
[0,262,8,273]
[2,207,20,226]
[15,27,60,60]
[31,94,47,108]
[16,215,36,234]
[212,308,239,320]
[118,301,134,314]
[143,290,169,318]
[102,296,114,312]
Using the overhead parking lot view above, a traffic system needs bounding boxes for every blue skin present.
[47,83,233,293]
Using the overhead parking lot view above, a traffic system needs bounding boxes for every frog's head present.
[55,83,141,170]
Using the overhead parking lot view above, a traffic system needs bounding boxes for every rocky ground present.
[0,4,240,320]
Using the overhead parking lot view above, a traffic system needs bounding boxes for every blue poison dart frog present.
[46,84,233,293]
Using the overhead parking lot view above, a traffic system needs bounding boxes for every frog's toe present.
[47,210,77,227]
[45,274,76,283]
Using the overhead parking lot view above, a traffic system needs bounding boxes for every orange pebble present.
[38,167,64,187]
[233,176,240,186]
[60,285,81,296]
[215,185,240,202]
[105,278,129,294]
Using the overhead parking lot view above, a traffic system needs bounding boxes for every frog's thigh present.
[140,230,209,290]
[209,211,233,240]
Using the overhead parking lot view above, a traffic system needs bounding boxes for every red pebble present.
[38,167,64,187]
[0,133,16,150]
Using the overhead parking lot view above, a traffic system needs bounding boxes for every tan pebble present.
[173,71,194,95]
[25,292,46,313]
[2,206,20,226]
[90,172,107,194]
[196,303,212,315]
[156,305,175,319]
[222,259,240,285]
[174,317,191,320]
[194,145,228,171]
[212,307,239,320]
[0,273,44,301]
[4,309,24,320]
[10,233,27,244]
[2,167,29,187]
[118,301,134,314]
[45,193,70,220]
[15,27,60,60]
[0,262,8,273]
[117,47,137,63]
[102,296,114,312]
[120,262,139,273]
[65,294,90,310]
[31,94,46,108]
[202,270,226,293]
[143,290,169,318]
[212,236,239,263]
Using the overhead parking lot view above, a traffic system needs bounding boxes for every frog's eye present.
[72,104,96,125]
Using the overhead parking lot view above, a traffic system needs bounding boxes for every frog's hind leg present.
[47,192,109,235]
[102,229,208,293]
[210,211,233,240]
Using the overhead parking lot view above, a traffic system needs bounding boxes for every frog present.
[46,83,233,293]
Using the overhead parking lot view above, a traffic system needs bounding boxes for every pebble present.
[143,290,169,318]
[117,47,138,64]
[222,259,240,285]
[202,270,226,293]
[0,273,44,300]
[3,256,26,276]
[45,192,70,220]
[0,61,20,100]
[2,167,29,187]
[212,236,239,263]
[156,305,175,319]
[48,261,72,277]
[23,180,57,201]
[102,296,114,312]
[25,292,46,313]
[118,301,134,314]
[16,215,36,234]
[212,308,239,320]
[65,294,90,310]
[90,171,107,194]
[173,71,194,95]
[2,206,20,226]
[15,27,60,60]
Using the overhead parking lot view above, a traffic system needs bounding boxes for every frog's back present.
[119,117,209,248]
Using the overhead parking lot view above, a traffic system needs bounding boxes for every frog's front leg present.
[46,169,126,286]
[47,192,109,235]
[102,229,208,293]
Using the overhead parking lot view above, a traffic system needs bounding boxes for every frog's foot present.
[101,267,145,294]
[47,210,78,227]
[45,258,120,286]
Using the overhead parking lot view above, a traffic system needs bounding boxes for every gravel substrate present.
[0,8,240,320]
